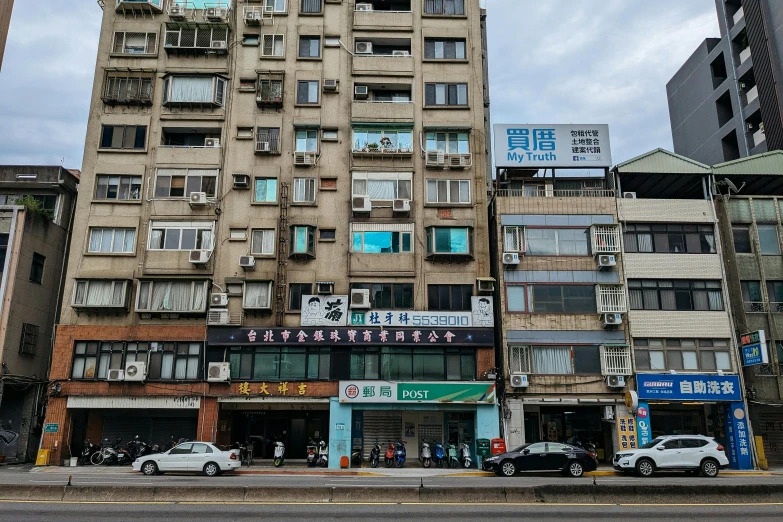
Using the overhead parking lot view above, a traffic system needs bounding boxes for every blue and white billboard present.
[493,124,612,169]
[740,330,768,366]
[636,373,742,402]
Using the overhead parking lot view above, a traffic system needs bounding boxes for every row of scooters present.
[369,440,472,468]
[78,436,184,466]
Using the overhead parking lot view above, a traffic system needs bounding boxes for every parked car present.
[132,442,240,477]
[482,442,598,477]
[612,435,728,477]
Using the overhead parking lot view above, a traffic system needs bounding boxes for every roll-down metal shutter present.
[758,411,783,464]
[361,411,402,459]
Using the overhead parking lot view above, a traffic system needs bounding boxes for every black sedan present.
[482,442,598,477]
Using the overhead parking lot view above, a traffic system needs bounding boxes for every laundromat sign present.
[339,381,496,404]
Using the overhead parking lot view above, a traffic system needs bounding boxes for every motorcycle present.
[306,440,318,467]
[351,447,363,466]
[317,440,329,467]
[273,440,286,467]
[369,441,381,468]
[384,442,396,468]
[78,439,100,466]
[446,443,459,468]
[92,437,131,466]
[432,441,445,468]
[459,442,472,468]
[393,441,406,468]
[419,440,432,468]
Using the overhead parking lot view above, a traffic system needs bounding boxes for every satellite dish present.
[723,178,745,195]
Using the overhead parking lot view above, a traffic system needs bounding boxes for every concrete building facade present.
[0,0,13,71]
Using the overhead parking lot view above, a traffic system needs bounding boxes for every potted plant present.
[367,142,380,152]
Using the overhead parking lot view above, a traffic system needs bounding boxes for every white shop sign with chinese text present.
[493,123,612,169]
[300,295,349,326]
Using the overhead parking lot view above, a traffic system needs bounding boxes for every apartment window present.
[73,280,128,308]
[102,72,154,104]
[230,228,248,240]
[623,224,715,254]
[88,228,136,254]
[229,346,329,381]
[425,179,470,204]
[352,128,414,153]
[256,127,281,153]
[258,77,284,103]
[261,34,285,56]
[634,339,731,372]
[424,38,466,59]
[351,224,413,254]
[254,178,278,203]
[350,347,475,381]
[503,226,524,252]
[0,234,8,271]
[162,76,226,107]
[758,225,781,255]
[71,341,123,380]
[289,283,312,310]
[425,131,469,153]
[148,342,201,380]
[296,130,318,151]
[733,225,752,253]
[29,253,45,284]
[425,83,468,106]
[154,168,218,199]
[298,37,321,58]
[99,125,147,150]
[628,280,724,311]
[742,281,763,311]
[352,172,412,202]
[251,229,275,255]
[526,228,589,256]
[300,0,322,13]
[426,227,472,255]
[506,285,526,312]
[350,283,413,309]
[509,345,601,375]
[767,281,783,306]
[319,229,336,241]
[297,81,319,104]
[164,25,228,50]
[424,0,465,15]
[19,323,39,356]
[427,284,473,311]
[148,222,213,251]
[242,34,259,46]
[112,31,157,55]
[265,0,287,12]
[290,226,316,256]
[244,281,273,309]
[136,280,208,313]
[293,178,316,203]
[95,175,142,201]
[523,284,596,313]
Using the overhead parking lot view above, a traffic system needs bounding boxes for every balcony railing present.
[744,301,767,313]
[102,72,154,105]
[255,134,281,154]
[256,84,284,106]
[207,310,243,326]
[116,0,163,13]
[746,85,759,105]
[770,302,783,313]
[600,345,632,376]
[591,225,621,254]
[496,189,616,198]
[596,285,627,314]
[352,142,413,156]
[164,25,229,54]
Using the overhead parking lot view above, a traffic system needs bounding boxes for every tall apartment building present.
[667,0,783,165]
[40,0,498,468]
[0,0,14,70]
[0,166,79,463]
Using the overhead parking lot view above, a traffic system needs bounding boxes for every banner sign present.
[636,373,742,402]
[635,401,652,447]
[740,330,768,366]
[725,402,753,469]
[617,416,637,450]
[339,381,496,404]
[493,123,612,169]
[300,295,349,326]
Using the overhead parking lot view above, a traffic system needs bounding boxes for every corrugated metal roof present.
[67,396,201,409]
[612,148,710,174]
[712,151,783,176]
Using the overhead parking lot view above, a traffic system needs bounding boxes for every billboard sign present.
[636,373,742,402]
[339,381,496,404]
[740,330,768,366]
[493,124,612,169]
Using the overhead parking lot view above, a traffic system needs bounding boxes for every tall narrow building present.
[40,0,498,467]
[0,0,14,70]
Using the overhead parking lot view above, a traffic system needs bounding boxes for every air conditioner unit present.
[602,313,623,328]
[205,138,220,148]
[392,199,410,213]
[169,5,186,18]
[597,254,616,269]
[350,289,371,309]
[426,151,446,167]
[107,369,125,382]
[478,279,494,293]
[294,151,316,166]
[602,406,615,421]
[256,141,270,152]
[355,42,373,54]
[211,293,229,307]
[244,10,261,23]
[124,362,147,382]
[206,7,226,20]
[323,79,339,91]
[207,362,231,382]
[233,174,250,189]
[605,375,626,388]
[352,196,371,213]
[190,249,210,264]
[239,256,256,270]
[190,192,208,206]
[502,252,520,265]
[355,3,373,11]
[622,192,637,199]
[211,41,227,49]
[317,281,334,295]
[450,154,471,168]
[510,373,529,388]
[354,85,369,99]
[208,309,230,325]
[392,50,410,57]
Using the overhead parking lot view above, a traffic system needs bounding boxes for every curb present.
[584,470,774,477]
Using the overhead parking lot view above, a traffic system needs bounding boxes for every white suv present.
[613,435,729,477]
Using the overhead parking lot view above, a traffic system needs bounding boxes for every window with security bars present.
[503,226,524,252]
[112,32,157,55]
[599,345,632,375]
[102,72,154,105]
[509,345,532,373]
[424,0,465,15]
[19,323,39,356]
[261,34,285,57]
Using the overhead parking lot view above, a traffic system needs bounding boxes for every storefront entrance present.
[649,404,707,437]
[525,406,613,462]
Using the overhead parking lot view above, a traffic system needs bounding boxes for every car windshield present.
[639,438,665,449]
[510,445,528,453]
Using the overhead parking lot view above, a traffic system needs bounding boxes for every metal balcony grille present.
[600,345,632,376]
[112,32,157,55]
[206,310,244,326]
[164,25,229,52]
[255,133,281,153]
[591,225,621,254]
[102,70,155,105]
[496,189,616,198]
[596,285,627,314]
[744,301,768,313]
[509,345,533,373]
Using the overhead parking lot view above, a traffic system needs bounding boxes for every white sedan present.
[132,442,241,477]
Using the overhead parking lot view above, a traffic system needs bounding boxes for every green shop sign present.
[339,381,496,404]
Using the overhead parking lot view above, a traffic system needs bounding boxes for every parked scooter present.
[79,439,100,465]
[351,447,363,466]
[317,440,329,467]
[369,441,381,468]
[306,440,318,467]
[384,442,396,468]
[432,441,445,468]
[445,442,459,468]
[419,440,432,468]
[459,442,472,469]
[273,440,286,467]
[393,441,407,468]
[92,437,131,465]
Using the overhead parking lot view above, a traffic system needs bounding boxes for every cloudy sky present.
[0,0,718,170]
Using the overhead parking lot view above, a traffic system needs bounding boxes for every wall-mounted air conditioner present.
[239,256,256,270]
[597,254,616,269]
[605,375,626,388]
[124,362,146,382]
[502,252,520,265]
[190,192,208,206]
[510,373,529,388]
[352,196,371,213]
[207,362,231,382]
[622,192,637,199]
[317,281,335,295]
[392,199,410,213]
[602,313,623,328]
[211,293,229,307]
[350,289,371,309]
[107,369,125,382]
[189,249,210,265]
[355,42,373,54]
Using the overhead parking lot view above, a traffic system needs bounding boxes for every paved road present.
[0,501,780,521]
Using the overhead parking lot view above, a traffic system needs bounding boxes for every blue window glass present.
[432,228,469,254]
[255,178,277,202]
[353,231,412,253]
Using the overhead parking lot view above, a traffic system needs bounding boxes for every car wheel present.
[500,460,516,477]
[141,461,158,476]
[567,460,584,478]
[635,458,654,477]
[203,462,220,477]
[700,459,719,478]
